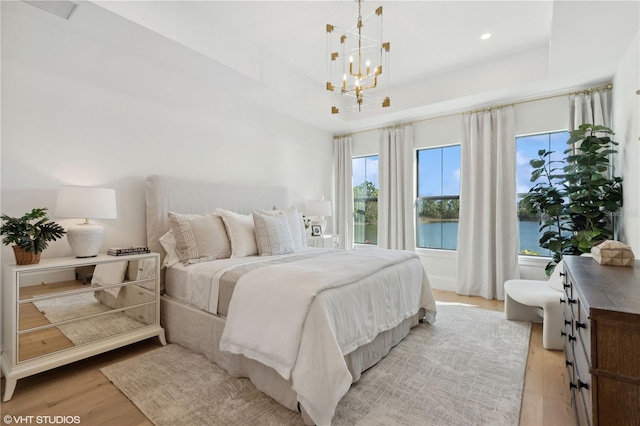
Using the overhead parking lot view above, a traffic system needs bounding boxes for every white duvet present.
[219,247,437,425]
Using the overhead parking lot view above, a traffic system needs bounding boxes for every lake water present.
[356,220,549,255]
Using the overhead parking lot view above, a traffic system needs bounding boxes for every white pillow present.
[159,229,180,268]
[168,211,231,265]
[265,206,305,250]
[218,209,258,257]
[253,211,295,256]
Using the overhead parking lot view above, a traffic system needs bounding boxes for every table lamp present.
[55,186,117,257]
[305,199,332,235]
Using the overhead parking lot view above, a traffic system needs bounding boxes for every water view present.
[355,220,549,256]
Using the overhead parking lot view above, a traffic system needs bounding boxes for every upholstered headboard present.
[145,174,290,263]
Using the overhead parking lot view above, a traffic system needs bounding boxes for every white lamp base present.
[67,223,104,257]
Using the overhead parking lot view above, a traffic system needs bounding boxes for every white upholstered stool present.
[503,261,564,350]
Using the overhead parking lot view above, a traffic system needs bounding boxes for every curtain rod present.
[332,83,613,139]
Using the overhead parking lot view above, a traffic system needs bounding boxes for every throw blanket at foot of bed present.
[219,248,437,425]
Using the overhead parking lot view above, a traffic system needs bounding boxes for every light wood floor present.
[1,290,574,425]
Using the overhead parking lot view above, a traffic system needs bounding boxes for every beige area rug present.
[33,292,145,345]
[101,303,531,426]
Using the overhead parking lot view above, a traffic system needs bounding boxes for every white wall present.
[612,31,640,255]
[0,2,333,265]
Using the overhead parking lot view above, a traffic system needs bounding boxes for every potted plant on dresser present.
[1,207,66,264]
[522,124,623,274]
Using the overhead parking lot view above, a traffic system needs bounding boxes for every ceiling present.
[90,1,639,133]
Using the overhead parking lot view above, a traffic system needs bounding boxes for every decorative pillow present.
[266,206,305,250]
[218,209,258,257]
[252,211,295,256]
[168,211,231,265]
[159,229,180,268]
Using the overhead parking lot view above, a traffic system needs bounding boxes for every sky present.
[516,131,569,195]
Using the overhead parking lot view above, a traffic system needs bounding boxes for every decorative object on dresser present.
[0,207,66,265]
[561,255,640,426]
[1,252,166,402]
[108,246,151,256]
[590,240,635,266]
[55,185,117,257]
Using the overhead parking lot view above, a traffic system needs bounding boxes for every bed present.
[145,174,437,425]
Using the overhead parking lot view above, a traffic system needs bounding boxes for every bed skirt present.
[160,295,423,425]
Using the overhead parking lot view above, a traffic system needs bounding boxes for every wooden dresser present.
[561,255,640,426]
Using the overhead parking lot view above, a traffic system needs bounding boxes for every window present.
[416,145,460,249]
[352,155,378,244]
[516,131,569,256]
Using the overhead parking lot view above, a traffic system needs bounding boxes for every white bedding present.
[164,247,325,314]
[145,175,438,426]
[219,247,437,425]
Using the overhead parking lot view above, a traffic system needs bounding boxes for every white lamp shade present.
[55,186,117,219]
[305,200,332,217]
[55,186,117,257]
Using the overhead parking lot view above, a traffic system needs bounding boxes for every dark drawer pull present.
[560,298,566,304]
[578,380,589,390]
[569,382,577,390]
[565,360,573,367]
[564,319,571,326]
[563,283,570,289]
[561,331,567,337]
[568,298,577,305]
[568,335,577,342]
[576,321,586,329]
[560,272,566,277]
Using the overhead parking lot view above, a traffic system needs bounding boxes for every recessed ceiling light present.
[480,33,492,40]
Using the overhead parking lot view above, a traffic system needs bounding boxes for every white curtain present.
[457,108,519,300]
[378,125,415,250]
[569,90,609,131]
[333,135,354,250]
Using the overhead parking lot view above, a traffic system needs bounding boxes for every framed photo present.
[311,225,322,236]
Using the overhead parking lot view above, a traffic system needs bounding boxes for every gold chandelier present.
[326,0,390,114]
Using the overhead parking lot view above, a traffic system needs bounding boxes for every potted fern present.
[1,207,66,264]
[522,124,623,274]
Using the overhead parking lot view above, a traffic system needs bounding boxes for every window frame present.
[415,144,461,251]
[352,154,379,245]
[515,129,569,258]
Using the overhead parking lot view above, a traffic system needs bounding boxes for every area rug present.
[32,292,145,345]
[101,303,531,426]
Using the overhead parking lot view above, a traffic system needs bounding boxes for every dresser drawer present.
[573,341,592,425]
[575,298,591,367]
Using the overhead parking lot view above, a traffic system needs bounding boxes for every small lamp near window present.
[304,199,332,235]
[55,186,117,257]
